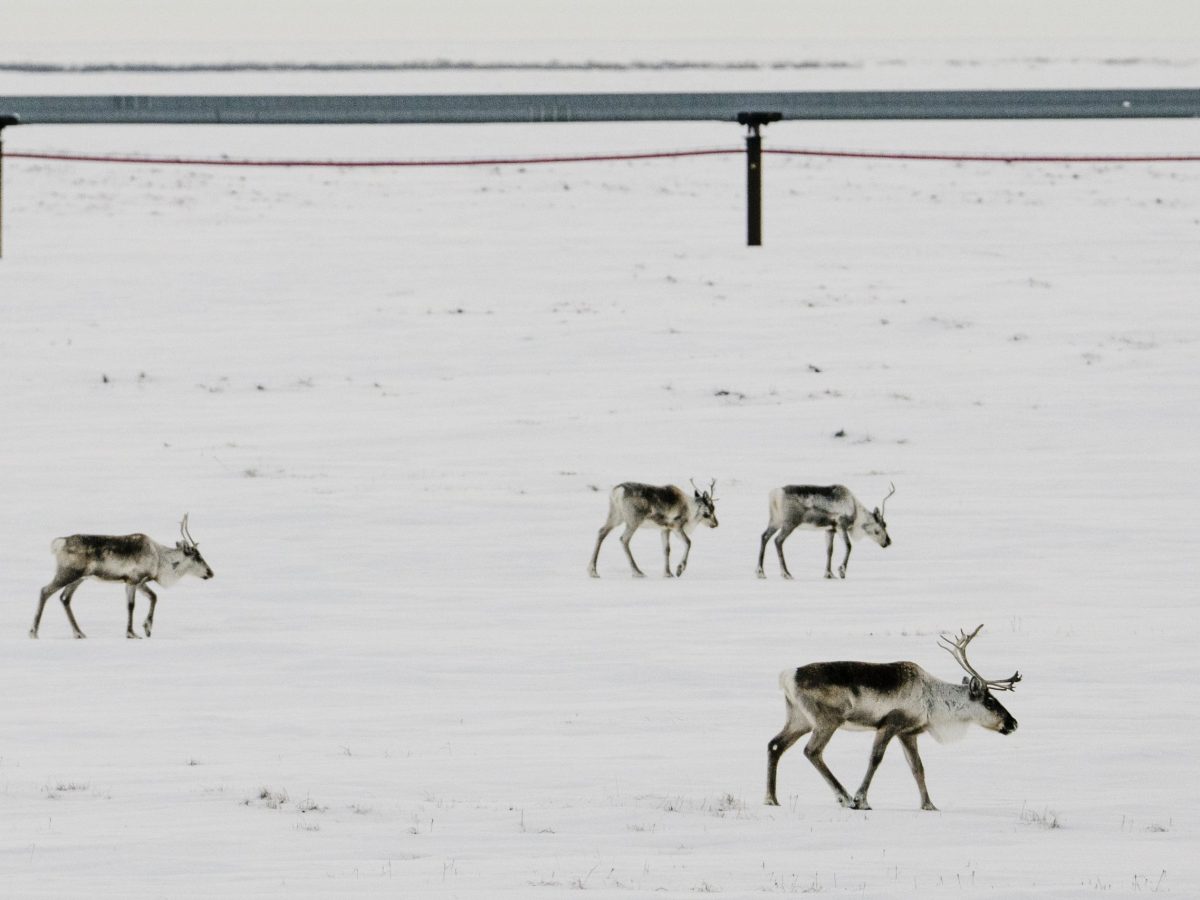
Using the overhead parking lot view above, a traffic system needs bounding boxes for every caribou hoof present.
[921,801,938,811]
[675,564,686,577]
[838,567,847,579]
[126,632,142,640]
[782,573,793,581]
[824,572,834,580]
[852,794,871,810]
[631,571,646,579]
[73,632,87,640]
[764,795,780,807]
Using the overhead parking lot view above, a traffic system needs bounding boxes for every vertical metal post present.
[0,115,20,259]
[746,127,762,246]
[736,112,781,247]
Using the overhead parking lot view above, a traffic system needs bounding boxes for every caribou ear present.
[176,541,186,550]
[695,491,701,498]
[968,676,986,700]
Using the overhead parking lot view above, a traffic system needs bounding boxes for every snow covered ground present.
[0,54,1197,896]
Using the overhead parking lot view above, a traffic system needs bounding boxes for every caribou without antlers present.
[588,479,718,578]
[30,514,214,639]
[757,482,895,580]
[765,624,1020,810]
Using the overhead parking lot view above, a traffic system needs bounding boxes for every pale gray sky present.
[4,0,1198,45]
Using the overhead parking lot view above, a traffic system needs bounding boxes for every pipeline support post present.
[737,111,781,247]
[0,114,19,259]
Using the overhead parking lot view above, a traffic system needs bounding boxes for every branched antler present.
[180,513,199,548]
[880,482,896,519]
[938,624,1021,691]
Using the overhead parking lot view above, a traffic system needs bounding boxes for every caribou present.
[765,625,1020,810]
[30,515,214,639]
[757,483,894,580]
[588,480,718,578]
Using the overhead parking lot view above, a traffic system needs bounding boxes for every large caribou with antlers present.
[765,625,1020,810]
[757,482,895,580]
[30,515,214,639]
[588,480,718,578]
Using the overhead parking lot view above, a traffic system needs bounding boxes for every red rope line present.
[6,148,741,167]
[765,148,1200,163]
[7,147,1200,167]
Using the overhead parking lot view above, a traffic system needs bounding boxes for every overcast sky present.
[4,0,1198,46]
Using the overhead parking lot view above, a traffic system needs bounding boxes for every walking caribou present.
[765,625,1020,810]
[588,480,718,578]
[30,515,214,639]
[757,483,894,580]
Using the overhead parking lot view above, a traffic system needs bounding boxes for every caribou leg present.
[587,526,613,577]
[774,524,797,579]
[899,733,937,810]
[32,571,82,638]
[125,583,142,639]
[837,528,853,579]
[852,724,901,809]
[60,578,87,639]
[140,583,158,637]
[618,522,645,577]
[765,721,812,806]
[675,531,692,577]
[660,529,673,577]
[802,719,855,808]
[823,528,837,578]
[757,525,778,578]
[588,506,622,577]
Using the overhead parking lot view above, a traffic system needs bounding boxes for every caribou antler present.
[938,624,1021,691]
[689,477,717,498]
[180,513,198,548]
[880,482,896,519]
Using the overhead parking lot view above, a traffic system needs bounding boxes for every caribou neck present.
[922,678,977,743]
[151,542,190,586]
[849,499,874,533]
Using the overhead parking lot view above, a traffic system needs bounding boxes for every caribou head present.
[862,482,895,548]
[690,478,719,528]
[175,514,215,579]
[939,624,1020,734]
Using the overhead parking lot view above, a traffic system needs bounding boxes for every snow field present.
[0,68,1197,895]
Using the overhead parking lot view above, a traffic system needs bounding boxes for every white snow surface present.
[0,58,1198,897]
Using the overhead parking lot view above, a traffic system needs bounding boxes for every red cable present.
[6,148,740,167]
[765,148,1200,163]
